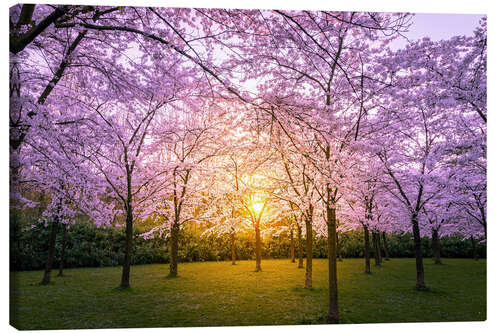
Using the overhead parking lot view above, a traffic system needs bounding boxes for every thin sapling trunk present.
[297,224,304,269]
[169,222,180,277]
[231,230,236,265]
[382,232,390,261]
[57,225,68,276]
[255,224,262,272]
[411,215,427,290]
[363,225,371,274]
[431,229,442,264]
[304,215,313,288]
[326,206,339,324]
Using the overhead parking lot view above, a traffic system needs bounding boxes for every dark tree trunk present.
[382,232,390,261]
[326,206,339,324]
[290,227,295,263]
[120,168,134,289]
[41,218,59,285]
[120,207,133,288]
[37,191,45,217]
[336,232,342,262]
[255,225,262,272]
[10,5,69,54]
[471,236,478,261]
[304,216,312,288]
[17,5,36,28]
[482,221,486,240]
[57,225,68,276]
[431,229,442,264]
[297,224,304,269]
[372,231,381,266]
[169,222,180,277]
[411,215,426,290]
[363,224,371,274]
[231,230,236,265]
[376,232,382,265]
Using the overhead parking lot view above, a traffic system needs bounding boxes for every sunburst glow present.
[251,201,264,213]
[249,193,265,214]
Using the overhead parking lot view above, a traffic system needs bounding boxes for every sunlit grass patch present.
[10,258,486,329]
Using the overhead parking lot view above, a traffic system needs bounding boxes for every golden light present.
[250,193,265,214]
[251,201,264,214]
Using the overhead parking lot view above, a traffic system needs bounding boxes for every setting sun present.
[249,192,265,214]
[251,201,264,213]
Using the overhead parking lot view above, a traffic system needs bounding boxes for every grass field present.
[10,258,486,329]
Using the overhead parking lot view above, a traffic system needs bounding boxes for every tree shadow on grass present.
[56,274,72,278]
[292,286,324,295]
[32,281,55,287]
[414,285,453,296]
[113,285,133,292]
[415,285,432,292]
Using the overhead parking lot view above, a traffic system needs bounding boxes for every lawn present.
[10,258,486,329]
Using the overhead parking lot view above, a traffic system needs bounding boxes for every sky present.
[390,13,484,49]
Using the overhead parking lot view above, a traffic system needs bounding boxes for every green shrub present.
[10,218,486,271]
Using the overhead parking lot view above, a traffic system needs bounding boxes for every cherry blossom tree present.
[373,53,458,289]
[139,100,234,277]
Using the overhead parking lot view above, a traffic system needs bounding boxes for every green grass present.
[10,258,486,329]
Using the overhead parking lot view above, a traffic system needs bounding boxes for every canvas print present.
[9,2,486,330]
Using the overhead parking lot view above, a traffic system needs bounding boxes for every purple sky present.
[390,13,485,49]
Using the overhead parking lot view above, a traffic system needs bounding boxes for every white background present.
[2,1,497,332]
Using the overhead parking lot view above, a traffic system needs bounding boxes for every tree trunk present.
[382,232,390,261]
[304,216,312,288]
[376,232,382,265]
[297,224,304,268]
[471,236,478,261]
[41,218,59,285]
[57,225,68,276]
[431,229,442,264]
[231,230,236,265]
[326,206,339,324]
[372,231,381,266]
[255,225,262,272]
[290,227,295,263]
[120,207,133,288]
[336,232,342,262]
[169,222,180,277]
[363,224,371,274]
[411,215,426,290]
